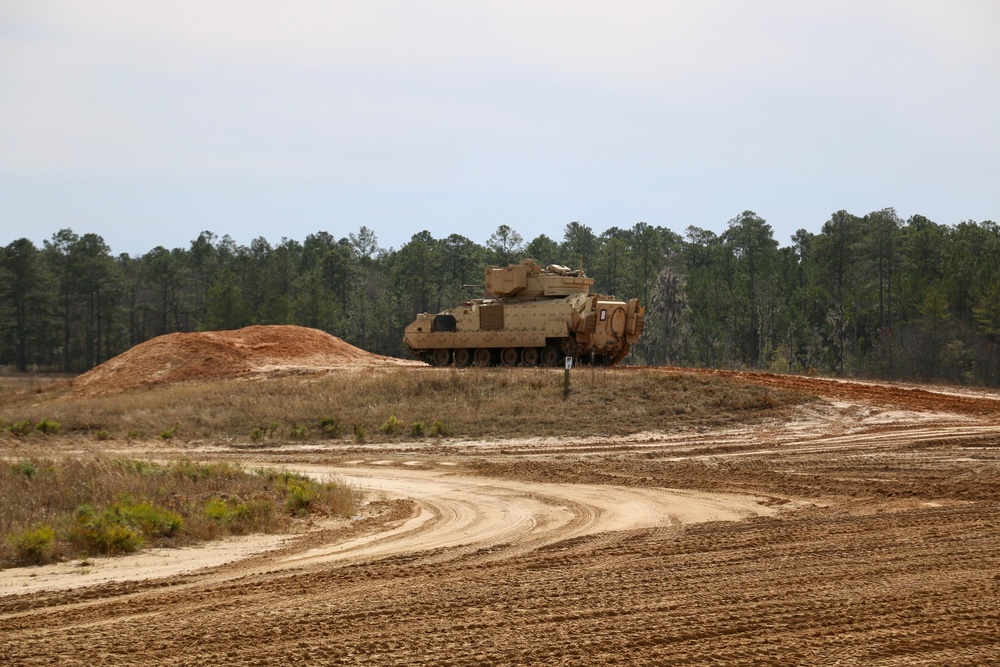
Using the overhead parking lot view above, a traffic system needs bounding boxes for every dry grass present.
[0,368,810,444]
[0,372,73,396]
[0,457,358,567]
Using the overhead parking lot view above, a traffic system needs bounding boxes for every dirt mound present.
[68,325,415,397]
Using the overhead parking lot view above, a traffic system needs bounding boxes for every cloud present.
[1,1,998,251]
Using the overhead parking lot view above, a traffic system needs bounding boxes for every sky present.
[1,1,999,256]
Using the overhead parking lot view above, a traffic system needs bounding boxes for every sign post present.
[563,356,573,399]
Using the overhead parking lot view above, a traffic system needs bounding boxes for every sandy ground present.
[3,367,1000,665]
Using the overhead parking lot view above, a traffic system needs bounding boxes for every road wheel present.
[541,346,562,367]
[500,347,518,367]
[432,348,452,366]
[473,348,492,367]
[454,348,471,367]
[521,347,539,367]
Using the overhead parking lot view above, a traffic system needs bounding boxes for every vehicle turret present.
[485,260,593,299]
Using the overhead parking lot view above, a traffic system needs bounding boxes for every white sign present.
[564,356,573,370]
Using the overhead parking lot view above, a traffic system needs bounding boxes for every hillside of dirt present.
[67,325,418,397]
[2,369,1000,665]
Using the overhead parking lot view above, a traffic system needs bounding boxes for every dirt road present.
[0,467,777,596]
[2,370,1000,665]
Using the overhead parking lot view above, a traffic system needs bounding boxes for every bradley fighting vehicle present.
[403,260,645,366]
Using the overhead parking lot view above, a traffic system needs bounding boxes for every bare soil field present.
[2,329,1000,665]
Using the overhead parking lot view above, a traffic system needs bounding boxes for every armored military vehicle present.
[403,260,644,366]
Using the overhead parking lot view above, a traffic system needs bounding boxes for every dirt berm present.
[67,325,417,397]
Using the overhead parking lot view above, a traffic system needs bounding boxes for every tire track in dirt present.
[256,466,778,570]
[0,465,776,601]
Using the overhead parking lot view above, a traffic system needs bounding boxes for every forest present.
[2,208,1000,386]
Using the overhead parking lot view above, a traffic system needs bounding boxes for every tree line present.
[2,210,999,385]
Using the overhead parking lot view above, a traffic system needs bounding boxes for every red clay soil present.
[656,366,1000,418]
[68,325,414,397]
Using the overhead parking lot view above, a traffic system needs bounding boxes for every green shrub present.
[379,415,403,435]
[203,497,231,523]
[284,479,316,515]
[9,460,39,478]
[319,417,342,438]
[126,430,140,440]
[109,496,183,537]
[159,426,177,440]
[249,426,265,442]
[94,429,112,441]
[35,418,61,435]
[95,523,144,554]
[235,500,273,525]
[8,420,32,437]
[204,497,272,532]
[267,421,281,437]
[352,422,367,442]
[255,467,293,485]
[410,420,427,437]
[8,523,56,565]
[71,505,144,555]
[431,420,450,437]
[69,497,181,556]
[113,458,159,476]
[289,423,308,440]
